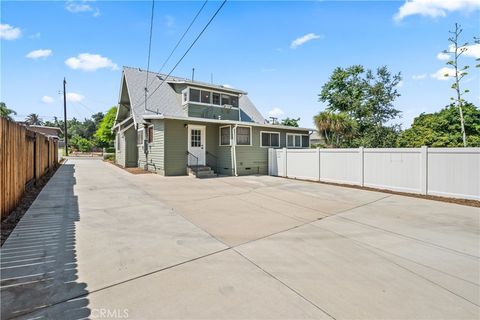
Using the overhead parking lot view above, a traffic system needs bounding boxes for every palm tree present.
[314,111,357,147]
[0,102,17,121]
[25,113,43,125]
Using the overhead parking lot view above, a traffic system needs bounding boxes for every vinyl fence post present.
[420,146,428,195]
[317,147,321,181]
[359,146,364,186]
[283,147,287,178]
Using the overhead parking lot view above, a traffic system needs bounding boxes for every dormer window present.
[212,93,220,105]
[182,87,239,108]
[189,89,200,102]
[201,91,210,104]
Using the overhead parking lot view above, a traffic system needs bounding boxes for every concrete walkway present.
[1,158,479,319]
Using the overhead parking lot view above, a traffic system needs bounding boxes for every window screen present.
[137,130,144,145]
[220,126,231,145]
[231,96,239,108]
[148,127,154,143]
[212,93,221,105]
[190,89,200,102]
[201,90,211,104]
[236,127,250,145]
[261,132,280,147]
[287,135,294,147]
[302,135,309,148]
[221,94,231,106]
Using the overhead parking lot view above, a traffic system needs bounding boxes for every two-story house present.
[113,66,311,177]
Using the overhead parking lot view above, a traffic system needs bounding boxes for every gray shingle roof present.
[122,66,265,125]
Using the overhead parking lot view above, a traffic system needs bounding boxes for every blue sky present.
[1,0,479,128]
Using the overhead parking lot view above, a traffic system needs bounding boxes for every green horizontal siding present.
[188,104,239,121]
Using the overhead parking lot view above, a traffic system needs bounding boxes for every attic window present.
[189,89,200,102]
[212,93,220,105]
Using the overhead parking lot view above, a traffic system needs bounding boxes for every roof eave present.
[143,115,313,131]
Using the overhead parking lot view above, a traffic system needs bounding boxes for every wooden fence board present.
[0,118,59,218]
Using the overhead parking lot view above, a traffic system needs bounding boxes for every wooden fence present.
[0,117,59,218]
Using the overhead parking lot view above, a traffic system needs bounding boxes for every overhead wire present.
[134,0,209,109]
[141,0,228,112]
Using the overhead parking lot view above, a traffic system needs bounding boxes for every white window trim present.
[219,125,231,146]
[183,87,240,109]
[286,133,310,148]
[260,131,281,148]
[236,125,252,146]
[181,88,189,105]
[137,128,144,146]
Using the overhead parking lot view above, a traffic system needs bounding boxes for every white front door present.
[187,125,206,166]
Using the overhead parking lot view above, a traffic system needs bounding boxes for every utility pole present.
[63,78,68,156]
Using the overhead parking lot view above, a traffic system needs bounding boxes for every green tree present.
[25,113,43,125]
[319,65,402,147]
[314,111,357,147]
[0,102,16,121]
[94,106,117,147]
[397,103,480,147]
[281,117,300,127]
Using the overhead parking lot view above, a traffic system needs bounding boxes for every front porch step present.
[188,166,217,178]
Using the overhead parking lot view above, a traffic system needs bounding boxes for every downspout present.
[232,124,238,176]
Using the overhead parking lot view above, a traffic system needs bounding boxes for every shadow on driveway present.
[1,164,90,319]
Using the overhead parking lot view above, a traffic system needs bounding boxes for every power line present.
[157,0,208,76]
[144,0,156,112]
[134,0,209,109]
[143,0,228,110]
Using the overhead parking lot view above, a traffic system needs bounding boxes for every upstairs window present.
[261,132,280,147]
[212,93,221,105]
[189,89,200,102]
[220,126,231,146]
[185,87,239,108]
[236,126,251,146]
[221,94,231,106]
[201,90,211,104]
[231,96,239,108]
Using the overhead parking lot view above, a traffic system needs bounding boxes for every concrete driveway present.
[1,158,479,319]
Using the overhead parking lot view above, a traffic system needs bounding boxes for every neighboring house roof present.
[117,66,265,126]
[27,125,62,138]
[310,130,322,141]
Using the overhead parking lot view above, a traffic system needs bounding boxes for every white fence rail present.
[268,147,480,201]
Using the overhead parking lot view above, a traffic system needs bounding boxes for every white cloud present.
[412,74,427,80]
[26,49,52,59]
[290,33,322,49]
[41,96,54,104]
[454,43,480,59]
[66,92,85,102]
[66,0,100,17]
[431,67,456,80]
[65,53,118,71]
[0,24,22,40]
[436,52,450,60]
[395,0,480,21]
[267,107,285,118]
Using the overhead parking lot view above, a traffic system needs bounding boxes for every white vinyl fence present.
[268,147,480,200]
